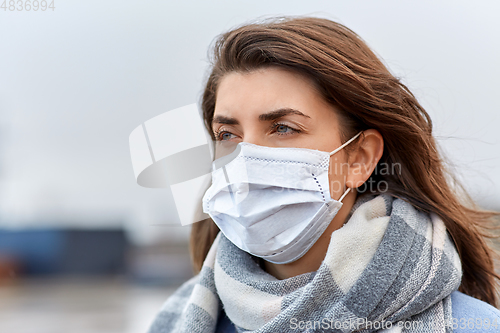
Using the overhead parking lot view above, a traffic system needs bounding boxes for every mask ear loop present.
[329,131,363,156]
[329,131,362,203]
[338,187,351,203]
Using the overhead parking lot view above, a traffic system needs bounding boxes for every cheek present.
[327,156,349,198]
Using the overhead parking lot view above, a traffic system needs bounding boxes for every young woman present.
[148,17,500,332]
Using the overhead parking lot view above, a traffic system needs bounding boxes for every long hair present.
[191,16,500,306]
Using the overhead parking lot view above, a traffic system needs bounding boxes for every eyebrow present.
[259,108,311,121]
[212,108,311,126]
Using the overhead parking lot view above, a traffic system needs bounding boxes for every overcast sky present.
[0,0,499,244]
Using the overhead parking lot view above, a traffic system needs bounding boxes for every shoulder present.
[215,310,237,333]
[147,275,200,333]
[451,291,500,332]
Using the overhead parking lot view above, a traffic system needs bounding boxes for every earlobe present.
[345,129,384,189]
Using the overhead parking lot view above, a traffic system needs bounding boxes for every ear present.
[345,129,384,189]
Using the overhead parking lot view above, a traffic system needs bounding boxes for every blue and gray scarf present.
[148,194,462,332]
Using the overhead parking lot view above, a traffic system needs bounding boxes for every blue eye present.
[215,130,236,141]
[273,123,299,135]
[221,132,235,140]
[276,124,292,133]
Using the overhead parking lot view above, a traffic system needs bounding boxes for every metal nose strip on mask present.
[329,132,363,156]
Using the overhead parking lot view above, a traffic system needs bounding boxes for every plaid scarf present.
[149,194,462,332]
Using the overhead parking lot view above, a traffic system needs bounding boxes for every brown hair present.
[191,16,500,306]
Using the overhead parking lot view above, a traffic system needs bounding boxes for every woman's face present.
[212,66,350,200]
[212,66,383,277]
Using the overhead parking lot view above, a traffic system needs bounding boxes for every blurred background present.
[0,1,499,332]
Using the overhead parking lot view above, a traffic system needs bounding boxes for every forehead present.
[214,67,335,121]
[215,68,320,113]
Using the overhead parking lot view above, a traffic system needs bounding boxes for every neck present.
[263,191,356,280]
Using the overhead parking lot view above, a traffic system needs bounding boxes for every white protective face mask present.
[202,132,362,264]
